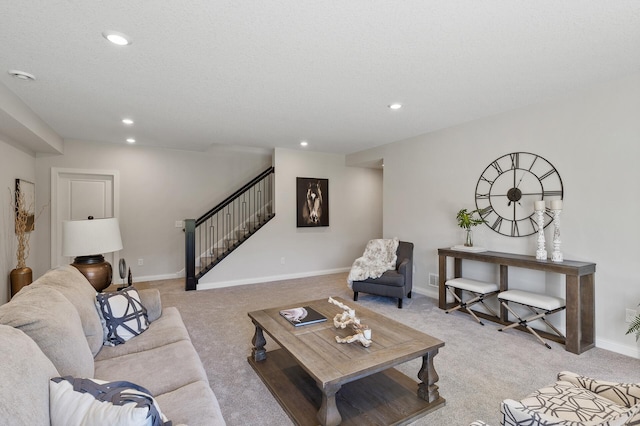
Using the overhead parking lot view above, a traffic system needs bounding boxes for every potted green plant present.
[626,307,640,341]
[456,208,484,247]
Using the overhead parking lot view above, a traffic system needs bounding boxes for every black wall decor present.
[475,152,563,237]
[296,177,329,227]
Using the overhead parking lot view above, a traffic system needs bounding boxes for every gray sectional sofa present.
[0,265,225,425]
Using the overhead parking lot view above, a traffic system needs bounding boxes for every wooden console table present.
[438,248,596,354]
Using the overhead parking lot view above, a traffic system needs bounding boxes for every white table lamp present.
[62,217,123,291]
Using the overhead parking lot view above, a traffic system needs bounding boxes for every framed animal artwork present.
[296,177,329,227]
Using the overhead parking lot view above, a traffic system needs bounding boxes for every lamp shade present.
[62,217,123,257]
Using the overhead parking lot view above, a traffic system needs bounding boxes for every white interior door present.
[51,168,120,275]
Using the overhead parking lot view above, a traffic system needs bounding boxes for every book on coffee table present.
[279,306,327,327]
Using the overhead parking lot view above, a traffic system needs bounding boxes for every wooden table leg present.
[417,348,440,403]
[565,274,595,354]
[317,383,342,426]
[251,322,267,362]
[499,265,509,321]
[438,255,447,309]
[580,274,595,349]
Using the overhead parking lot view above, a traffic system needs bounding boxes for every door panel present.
[51,169,119,275]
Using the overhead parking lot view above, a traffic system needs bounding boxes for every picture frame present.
[15,179,35,233]
[296,177,329,227]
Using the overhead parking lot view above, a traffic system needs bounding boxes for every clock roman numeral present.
[476,192,490,199]
[539,169,556,180]
[478,206,493,218]
[528,155,539,171]
[510,153,519,169]
[491,216,503,231]
[490,161,503,174]
[511,221,519,237]
[529,216,538,231]
[543,190,562,197]
[480,176,494,184]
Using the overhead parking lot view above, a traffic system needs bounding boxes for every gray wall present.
[0,139,36,304]
[347,72,640,357]
[34,140,273,281]
[198,147,383,287]
[32,141,383,291]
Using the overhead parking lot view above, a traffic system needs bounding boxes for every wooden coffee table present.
[247,297,445,426]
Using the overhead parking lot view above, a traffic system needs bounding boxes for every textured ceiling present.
[1,1,639,154]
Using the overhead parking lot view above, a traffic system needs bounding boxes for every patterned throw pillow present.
[50,376,171,426]
[96,288,149,345]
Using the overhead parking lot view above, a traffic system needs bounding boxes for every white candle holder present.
[535,209,547,261]
[551,209,563,262]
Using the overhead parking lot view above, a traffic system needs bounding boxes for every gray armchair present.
[352,241,413,308]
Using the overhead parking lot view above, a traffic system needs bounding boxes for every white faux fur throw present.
[347,238,399,288]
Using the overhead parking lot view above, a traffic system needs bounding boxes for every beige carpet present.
[148,273,640,425]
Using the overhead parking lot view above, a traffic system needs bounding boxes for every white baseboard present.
[133,272,184,283]
[413,283,438,299]
[197,267,350,291]
[596,337,640,359]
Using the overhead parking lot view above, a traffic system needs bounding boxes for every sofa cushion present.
[30,265,104,356]
[155,380,226,426]
[0,285,94,377]
[97,288,149,345]
[138,288,163,323]
[0,325,59,426]
[94,340,209,396]
[95,307,191,361]
[358,269,405,286]
[50,376,170,426]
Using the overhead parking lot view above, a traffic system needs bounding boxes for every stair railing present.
[185,167,275,290]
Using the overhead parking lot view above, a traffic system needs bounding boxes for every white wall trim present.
[135,272,184,283]
[196,267,350,291]
[413,284,438,299]
[596,338,640,360]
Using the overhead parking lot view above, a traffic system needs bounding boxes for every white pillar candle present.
[551,200,563,210]
[534,200,545,211]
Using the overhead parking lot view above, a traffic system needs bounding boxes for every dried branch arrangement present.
[9,187,45,269]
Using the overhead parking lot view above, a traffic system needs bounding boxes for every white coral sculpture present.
[327,297,372,347]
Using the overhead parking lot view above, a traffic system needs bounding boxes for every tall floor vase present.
[10,266,32,297]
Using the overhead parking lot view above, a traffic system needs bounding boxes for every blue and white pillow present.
[96,288,149,345]
[50,376,171,426]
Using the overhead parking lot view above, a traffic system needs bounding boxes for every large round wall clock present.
[474,152,563,237]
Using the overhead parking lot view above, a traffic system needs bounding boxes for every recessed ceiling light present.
[126,138,136,144]
[388,103,402,110]
[8,70,36,81]
[122,118,134,125]
[300,141,308,147]
[103,31,132,46]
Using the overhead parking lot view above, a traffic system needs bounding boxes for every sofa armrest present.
[397,258,409,275]
[138,288,162,322]
[558,371,640,408]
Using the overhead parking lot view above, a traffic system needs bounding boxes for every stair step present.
[195,211,276,279]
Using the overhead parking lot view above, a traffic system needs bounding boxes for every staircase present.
[184,167,275,290]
